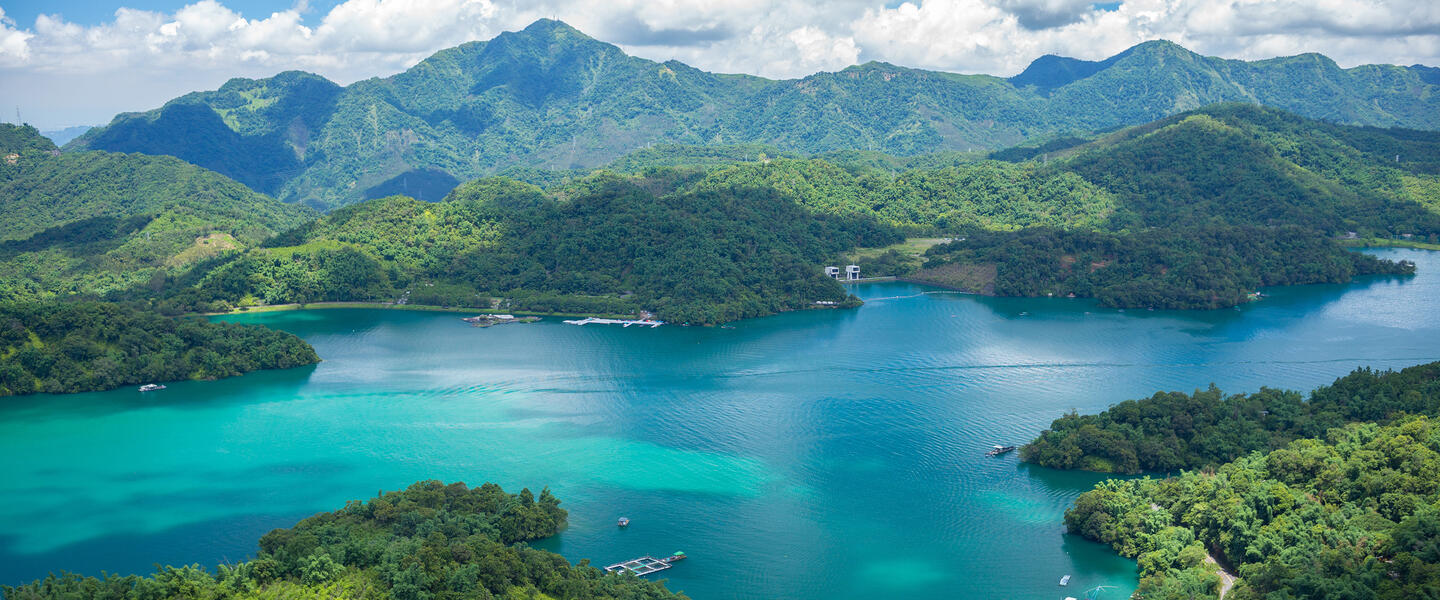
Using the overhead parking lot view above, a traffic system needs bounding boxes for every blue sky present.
[2,0,341,26]
[1,0,1438,130]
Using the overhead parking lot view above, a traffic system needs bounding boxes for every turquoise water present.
[3,248,1439,599]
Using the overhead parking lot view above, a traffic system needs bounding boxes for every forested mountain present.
[69,19,1440,209]
[885,104,1438,307]
[16,103,1440,318]
[1055,104,1440,233]
[0,124,314,302]
[159,173,896,323]
[2,481,685,600]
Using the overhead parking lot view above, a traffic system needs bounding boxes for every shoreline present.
[201,302,638,320]
[1340,238,1440,251]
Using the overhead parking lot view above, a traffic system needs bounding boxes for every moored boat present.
[986,444,1017,456]
[138,384,166,392]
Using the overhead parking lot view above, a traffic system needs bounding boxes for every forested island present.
[0,302,319,396]
[1,480,686,600]
[1018,362,1440,598]
[1022,362,1440,473]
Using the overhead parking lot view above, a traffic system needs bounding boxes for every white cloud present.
[0,8,34,66]
[1,0,1439,129]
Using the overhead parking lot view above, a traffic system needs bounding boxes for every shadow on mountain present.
[363,168,461,202]
[0,214,154,257]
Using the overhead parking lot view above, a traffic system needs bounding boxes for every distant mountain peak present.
[521,18,583,35]
[70,21,1440,210]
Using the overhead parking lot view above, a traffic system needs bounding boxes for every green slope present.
[164,173,898,323]
[27,104,1440,320]
[0,124,315,302]
[901,104,1440,307]
[0,301,319,396]
[1058,103,1440,234]
[1057,388,1440,600]
[71,20,1440,209]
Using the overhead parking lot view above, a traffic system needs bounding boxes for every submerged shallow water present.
[3,248,1439,599]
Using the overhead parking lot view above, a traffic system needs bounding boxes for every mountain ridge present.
[71,19,1440,209]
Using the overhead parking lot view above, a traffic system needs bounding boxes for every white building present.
[845,265,860,281]
[824,266,841,280]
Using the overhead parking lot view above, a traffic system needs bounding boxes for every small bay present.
[2,248,1437,599]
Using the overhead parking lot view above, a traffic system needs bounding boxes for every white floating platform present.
[563,317,664,328]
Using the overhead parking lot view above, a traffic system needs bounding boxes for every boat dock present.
[462,314,539,327]
[563,317,664,328]
[604,552,686,576]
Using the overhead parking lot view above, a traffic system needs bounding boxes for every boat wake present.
[864,291,974,302]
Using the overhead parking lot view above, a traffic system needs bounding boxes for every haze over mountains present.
[69,19,1440,210]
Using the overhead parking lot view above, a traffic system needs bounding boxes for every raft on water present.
[605,552,686,576]
[562,317,664,328]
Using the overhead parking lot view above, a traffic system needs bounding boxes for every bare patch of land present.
[902,262,997,295]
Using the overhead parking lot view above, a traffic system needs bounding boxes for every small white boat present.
[986,445,1017,456]
[617,517,630,527]
[138,384,166,392]
[1060,574,1071,586]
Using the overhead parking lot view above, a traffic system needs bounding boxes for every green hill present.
[71,20,1440,209]
[902,104,1440,308]
[1058,104,1440,233]
[0,301,318,396]
[162,173,897,323]
[0,124,315,302]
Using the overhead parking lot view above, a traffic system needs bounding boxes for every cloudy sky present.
[1,0,1438,130]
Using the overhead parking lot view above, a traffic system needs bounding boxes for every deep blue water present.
[2,248,1437,599]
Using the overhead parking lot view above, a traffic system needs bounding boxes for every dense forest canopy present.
[69,20,1440,209]
[10,104,1440,319]
[1022,362,1440,473]
[1031,361,1440,599]
[1,480,687,600]
[911,225,1413,310]
[1067,416,1440,599]
[6,103,1440,319]
[154,172,896,324]
[0,301,319,396]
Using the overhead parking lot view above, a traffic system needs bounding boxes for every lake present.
[3,248,1438,599]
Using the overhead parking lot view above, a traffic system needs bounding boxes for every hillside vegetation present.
[1067,416,1440,599]
[1028,361,1440,599]
[1022,362,1440,473]
[913,225,1412,309]
[0,302,318,396]
[15,104,1440,319]
[0,124,314,303]
[158,173,896,324]
[1,480,686,600]
[70,20,1440,209]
